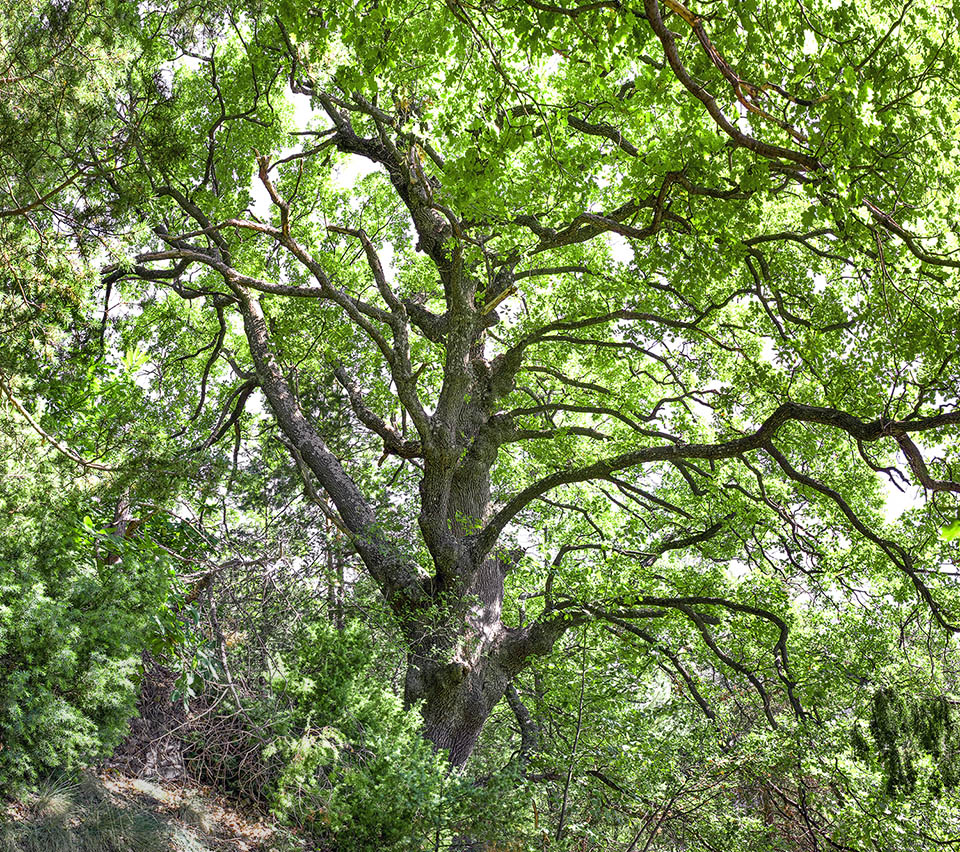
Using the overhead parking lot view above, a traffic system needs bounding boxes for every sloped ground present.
[0,771,305,852]
[2,664,310,852]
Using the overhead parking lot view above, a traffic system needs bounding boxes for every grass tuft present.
[30,774,79,824]
[0,822,21,852]
[81,801,168,852]
[5,775,175,852]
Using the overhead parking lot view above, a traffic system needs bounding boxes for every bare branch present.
[864,199,960,269]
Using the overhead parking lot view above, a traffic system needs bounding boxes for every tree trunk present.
[405,462,514,767]
[237,283,563,770]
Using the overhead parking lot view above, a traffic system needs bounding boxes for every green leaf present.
[941,521,960,542]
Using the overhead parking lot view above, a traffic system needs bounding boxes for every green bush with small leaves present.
[189,612,524,851]
[0,471,170,793]
[259,619,448,850]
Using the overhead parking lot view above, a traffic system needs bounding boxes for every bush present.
[265,618,533,849]
[180,593,523,851]
[0,474,170,793]
[238,620,446,850]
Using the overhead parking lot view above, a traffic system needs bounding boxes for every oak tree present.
[10,0,960,779]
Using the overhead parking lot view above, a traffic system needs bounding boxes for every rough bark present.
[230,251,537,764]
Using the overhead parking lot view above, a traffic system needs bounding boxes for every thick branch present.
[315,93,458,277]
[644,0,821,170]
[333,366,422,459]
[234,287,425,605]
[474,402,960,558]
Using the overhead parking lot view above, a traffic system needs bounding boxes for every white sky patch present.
[735,100,754,135]
[171,53,204,75]
[248,172,272,218]
[133,361,153,392]
[291,90,313,126]
[332,156,379,190]
[595,164,614,191]
[884,483,922,522]
[379,241,396,284]
[248,388,266,417]
[540,53,562,77]
[606,232,634,265]
[725,558,752,581]
[760,337,777,364]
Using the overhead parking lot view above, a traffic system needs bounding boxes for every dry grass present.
[0,772,303,852]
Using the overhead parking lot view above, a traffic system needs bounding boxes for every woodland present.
[2,0,960,848]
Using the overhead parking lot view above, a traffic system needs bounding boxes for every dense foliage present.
[0,439,171,791]
[2,0,960,848]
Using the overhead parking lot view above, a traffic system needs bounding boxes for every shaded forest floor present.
[0,770,303,852]
[1,666,307,852]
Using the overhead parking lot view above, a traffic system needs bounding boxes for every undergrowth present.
[0,774,168,852]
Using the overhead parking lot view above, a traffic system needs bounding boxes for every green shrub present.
[194,616,522,851]
[0,476,170,793]
[174,562,526,849]
[258,619,447,850]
